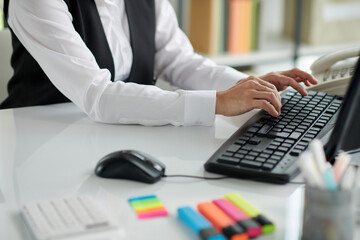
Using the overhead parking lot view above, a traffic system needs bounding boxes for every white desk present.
[0,103,352,240]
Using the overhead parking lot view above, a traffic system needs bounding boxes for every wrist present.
[215,91,224,115]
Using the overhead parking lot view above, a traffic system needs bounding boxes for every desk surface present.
[0,103,350,239]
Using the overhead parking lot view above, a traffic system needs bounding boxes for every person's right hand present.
[215,76,282,117]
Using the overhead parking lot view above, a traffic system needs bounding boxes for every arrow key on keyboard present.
[290,149,302,156]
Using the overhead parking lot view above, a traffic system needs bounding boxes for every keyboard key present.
[274,132,290,138]
[256,157,267,163]
[274,137,285,142]
[234,153,245,159]
[284,139,295,144]
[247,127,260,133]
[218,156,240,165]
[242,146,252,151]
[243,133,254,138]
[267,159,278,165]
[290,149,302,156]
[305,133,316,138]
[288,132,302,140]
[240,160,262,169]
[271,141,281,146]
[263,149,274,155]
[325,109,337,114]
[259,153,270,159]
[227,145,241,153]
[235,139,246,145]
[282,129,293,133]
[318,119,327,124]
[248,151,259,157]
[223,152,233,157]
[270,155,282,161]
[278,147,289,152]
[239,136,250,141]
[273,151,285,157]
[257,124,274,137]
[258,117,270,124]
[297,141,308,146]
[267,145,278,151]
[282,143,292,148]
[302,137,312,143]
[307,130,318,135]
[262,163,274,171]
[248,139,261,145]
[295,145,306,151]
[237,150,248,155]
[244,155,256,161]
[267,131,278,139]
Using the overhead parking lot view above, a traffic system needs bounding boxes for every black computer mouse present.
[94,150,166,183]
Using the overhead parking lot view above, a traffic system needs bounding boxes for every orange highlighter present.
[197,202,249,240]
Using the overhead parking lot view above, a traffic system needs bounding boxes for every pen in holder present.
[301,184,356,240]
[299,140,358,240]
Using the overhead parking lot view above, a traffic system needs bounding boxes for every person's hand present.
[259,67,318,96]
[215,68,318,118]
[216,76,282,117]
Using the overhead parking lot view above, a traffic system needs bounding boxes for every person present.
[0,0,317,126]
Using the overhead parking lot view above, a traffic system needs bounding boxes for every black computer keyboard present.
[204,89,343,184]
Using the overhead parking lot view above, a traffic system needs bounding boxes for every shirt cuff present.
[182,90,216,126]
[214,66,249,91]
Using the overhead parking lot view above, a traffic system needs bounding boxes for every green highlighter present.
[225,193,275,234]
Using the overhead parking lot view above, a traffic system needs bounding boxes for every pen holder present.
[301,185,356,240]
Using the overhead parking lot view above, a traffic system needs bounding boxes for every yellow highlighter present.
[225,193,275,234]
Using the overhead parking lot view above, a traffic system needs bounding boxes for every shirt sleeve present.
[154,0,248,91]
[7,0,218,126]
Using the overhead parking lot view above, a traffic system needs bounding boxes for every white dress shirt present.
[7,0,247,126]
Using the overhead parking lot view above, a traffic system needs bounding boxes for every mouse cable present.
[164,174,306,184]
[162,174,230,180]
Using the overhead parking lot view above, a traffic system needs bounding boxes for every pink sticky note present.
[137,210,168,219]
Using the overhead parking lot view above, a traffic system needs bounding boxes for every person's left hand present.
[259,67,318,96]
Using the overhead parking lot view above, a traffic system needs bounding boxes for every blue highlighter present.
[178,206,225,240]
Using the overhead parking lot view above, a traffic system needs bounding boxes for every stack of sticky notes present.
[128,195,168,220]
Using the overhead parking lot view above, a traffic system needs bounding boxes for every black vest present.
[0,0,155,109]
